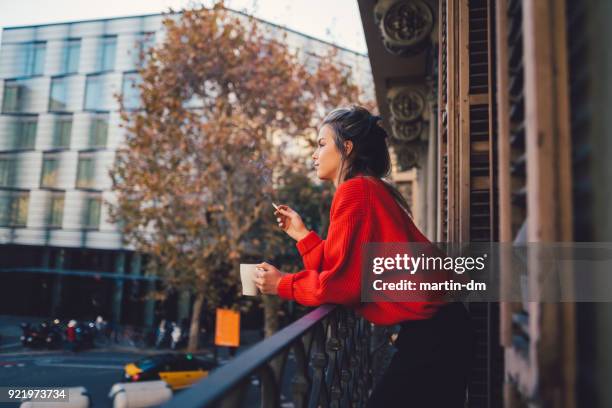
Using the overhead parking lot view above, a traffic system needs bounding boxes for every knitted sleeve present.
[277,178,368,306]
[295,230,325,271]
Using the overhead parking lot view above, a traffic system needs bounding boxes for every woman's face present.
[312,124,344,184]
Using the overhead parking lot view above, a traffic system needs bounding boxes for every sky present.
[0,0,368,54]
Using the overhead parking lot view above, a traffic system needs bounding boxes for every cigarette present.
[272,202,280,210]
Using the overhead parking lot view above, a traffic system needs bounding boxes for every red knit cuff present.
[296,231,322,256]
[277,273,294,300]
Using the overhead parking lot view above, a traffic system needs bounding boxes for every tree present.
[247,169,333,337]
[110,1,368,351]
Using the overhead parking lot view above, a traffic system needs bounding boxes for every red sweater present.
[277,176,446,325]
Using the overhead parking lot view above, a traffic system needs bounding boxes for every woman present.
[254,106,473,407]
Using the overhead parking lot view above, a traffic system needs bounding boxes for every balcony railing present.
[162,305,378,408]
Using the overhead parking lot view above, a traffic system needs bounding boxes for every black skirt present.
[367,302,475,408]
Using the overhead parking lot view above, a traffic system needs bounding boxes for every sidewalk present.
[0,314,38,350]
[1,315,263,358]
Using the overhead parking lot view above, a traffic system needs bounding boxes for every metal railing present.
[162,305,375,408]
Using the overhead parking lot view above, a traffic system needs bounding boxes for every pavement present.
[0,315,32,352]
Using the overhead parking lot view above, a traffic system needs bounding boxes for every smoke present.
[247,151,275,202]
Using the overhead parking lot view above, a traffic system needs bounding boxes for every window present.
[0,156,16,187]
[398,181,414,209]
[13,116,37,150]
[98,36,117,72]
[89,114,109,147]
[0,191,29,227]
[22,41,46,76]
[40,153,60,188]
[82,194,101,229]
[76,153,95,189]
[178,357,202,371]
[46,192,64,228]
[2,80,23,113]
[64,39,81,74]
[122,72,141,110]
[84,75,103,111]
[133,32,155,66]
[53,115,72,148]
[49,77,68,112]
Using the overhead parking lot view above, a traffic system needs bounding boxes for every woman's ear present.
[344,140,353,156]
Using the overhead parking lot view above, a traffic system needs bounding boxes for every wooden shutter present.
[566,1,592,242]
[497,0,575,406]
[462,1,503,407]
[439,0,503,406]
[437,0,449,242]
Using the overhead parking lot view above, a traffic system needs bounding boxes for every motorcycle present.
[21,320,65,349]
[76,321,96,349]
[44,319,64,349]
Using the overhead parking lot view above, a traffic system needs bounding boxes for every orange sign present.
[214,308,240,347]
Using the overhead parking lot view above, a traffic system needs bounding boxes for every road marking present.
[0,342,21,349]
[36,362,124,370]
[0,350,59,357]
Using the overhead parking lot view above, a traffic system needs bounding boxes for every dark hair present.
[321,105,412,217]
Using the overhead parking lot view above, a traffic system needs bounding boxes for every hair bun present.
[368,115,386,138]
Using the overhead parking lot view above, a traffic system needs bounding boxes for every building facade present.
[0,11,373,326]
[357,0,612,406]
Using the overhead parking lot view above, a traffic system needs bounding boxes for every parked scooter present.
[76,321,96,349]
[21,321,56,348]
[43,319,64,349]
[20,322,35,347]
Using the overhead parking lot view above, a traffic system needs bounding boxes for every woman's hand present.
[274,205,309,241]
[254,262,285,295]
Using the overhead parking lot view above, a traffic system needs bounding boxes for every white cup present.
[240,264,259,296]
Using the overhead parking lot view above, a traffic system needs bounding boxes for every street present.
[0,349,157,408]
[0,345,295,408]
[0,314,299,407]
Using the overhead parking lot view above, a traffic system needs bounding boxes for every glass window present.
[49,77,68,112]
[0,191,29,227]
[23,42,46,76]
[84,75,103,111]
[53,115,72,148]
[0,156,16,187]
[0,190,12,227]
[89,114,109,148]
[47,192,64,228]
[76,153,95,189]
[2,80,23,113]
[13,116,37,150]
[40,153,60,188]
[64,39,81,74]
[14,193,29,226]
[180,358,202,371]
[99,36,117,72]
[122,72,141,110]
[82,194,101,229]
[0,194,9,226]
[133,32,156,66]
